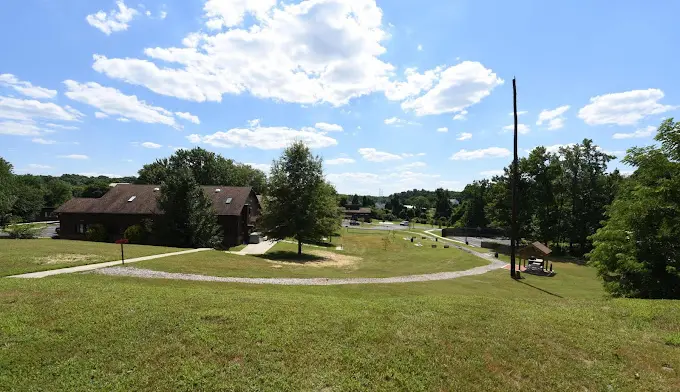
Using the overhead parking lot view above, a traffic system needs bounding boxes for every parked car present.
[399,221,409,226]
[350,220,360,226]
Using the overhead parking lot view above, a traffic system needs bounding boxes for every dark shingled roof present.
[55,184,255,216]
[518,241,553,257]
[343,207,371,214]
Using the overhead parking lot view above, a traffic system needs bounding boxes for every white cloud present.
[58,154,89,160]
[327,171,455,194]
[400,152,426,158]
[457,132,472,141]
[417,44,423,51]
[63,80,179,128]
[203,0,277,29]
[0,96,83,122]
[0,121,42,136]
[245,162,271,173]
[28,164,52,169]
[450,147,510,160]
[536,105,570,130]
[384,117,420,127]
[190,122,338,150]
[78,172,129,178]
[480,169,504,177]
[159,10,167,19]
[45,123,78,130]
[452,110,468,121]
[186,134,202,144]
[502,123,530,134]
[175,111,200,124]
[326,157,355,165]
[578,89,675,126]
[384,67,441,101]
[400,61,503,116]
[31,138,56,145]
[358,148,403,162]
[315,122,343,132]
[0,74,57,99]
[396,161,426,170]
[437,127,448,133]
[509,111,528,116]
[612,125,656,139]
[92,0,393,106]
[140,141,162,149]
[544,143,575,154]
[86,0,139,35]
[94,111,109,119]
[117,117,131,122]
[438,180,463,191]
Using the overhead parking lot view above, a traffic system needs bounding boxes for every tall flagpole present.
[510,78,519,278]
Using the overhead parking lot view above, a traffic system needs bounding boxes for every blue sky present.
[1,0,678,195]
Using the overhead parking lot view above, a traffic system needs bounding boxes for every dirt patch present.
[267,250,361,268]
[33,254,103,265]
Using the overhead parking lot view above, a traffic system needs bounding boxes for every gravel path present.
[94,259,507,285]
[91,228,507,285]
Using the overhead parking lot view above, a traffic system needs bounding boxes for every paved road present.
[8,248,211,278]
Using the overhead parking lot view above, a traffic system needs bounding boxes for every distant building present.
[450,198,460,206]
[55,184,259,247]
[343,204,371,220]
[374,202,386,209]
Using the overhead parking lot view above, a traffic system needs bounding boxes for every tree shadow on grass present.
[255,251,326,265]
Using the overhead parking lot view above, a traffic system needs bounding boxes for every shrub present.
[124,224,146,244]
[85,224,107,242]
[363,216,372,223]
[3,223,45,239]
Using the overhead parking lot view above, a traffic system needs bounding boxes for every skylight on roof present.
[128,196,136,202]
[215,188,221,192]
[153,187,160,192]
[225,197,232,204]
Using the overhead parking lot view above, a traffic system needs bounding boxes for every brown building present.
[54,184,260,247]
[343,204,372,220]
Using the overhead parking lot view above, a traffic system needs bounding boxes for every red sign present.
[115,239,129,244]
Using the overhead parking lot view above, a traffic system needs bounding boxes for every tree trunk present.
[298,239,302,255]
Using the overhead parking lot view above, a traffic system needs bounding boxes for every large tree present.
[259,141,341,255]
[137,147,266,194]
[590,119,680,298]
[0,158,16,225]
[155,168,223,248]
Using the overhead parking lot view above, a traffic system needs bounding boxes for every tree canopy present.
[258,141,341,255]
[589,119,680,298]
[137,147,267,194]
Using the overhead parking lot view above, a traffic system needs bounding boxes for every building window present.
[76,223,87,234]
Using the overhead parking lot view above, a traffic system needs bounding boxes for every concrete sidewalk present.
[235,240,277,255]
[8,248,211,279]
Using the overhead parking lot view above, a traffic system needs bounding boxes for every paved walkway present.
[234,240,277,255]
[8,248,211,279]
[94,259,507,285]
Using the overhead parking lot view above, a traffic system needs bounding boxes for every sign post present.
[115,238,129,264]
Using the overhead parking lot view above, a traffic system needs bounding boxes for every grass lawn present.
[1,261,679,391]
[0,239,186,277]
[134,230,488,278]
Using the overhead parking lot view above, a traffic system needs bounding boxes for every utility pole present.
[510,78,519,278]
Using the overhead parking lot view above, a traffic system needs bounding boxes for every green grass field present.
[135,230,487,278]
[0,239,185,276]
[1,232,679,391]
[1,263,679,391]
